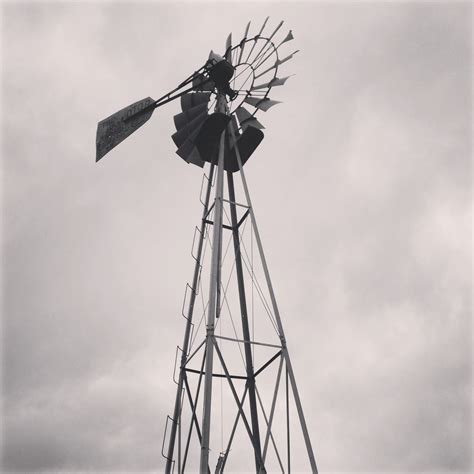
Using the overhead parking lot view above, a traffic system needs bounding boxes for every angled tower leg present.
[165,163,216,473]
[199,94,227,474]
[226,170,265,473]
[229,125,319,474]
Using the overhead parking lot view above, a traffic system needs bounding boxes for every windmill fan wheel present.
[172,17,298,172]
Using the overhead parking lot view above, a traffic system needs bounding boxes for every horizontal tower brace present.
[184,367,247,380]
[214,334,282,349]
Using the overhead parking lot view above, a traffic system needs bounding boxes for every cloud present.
[2,1,471,472]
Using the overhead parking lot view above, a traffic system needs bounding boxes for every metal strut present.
[228,123,319,474]
[165,162,216,473]
[227,170,265,473]
[199,93,228,474]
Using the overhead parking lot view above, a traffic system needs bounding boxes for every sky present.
[1,1,472,473]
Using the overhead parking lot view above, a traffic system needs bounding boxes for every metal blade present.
[187,148,205,168]
[244,21,251,38]
[174,103,208,130]
[244,17,269,63]
[237,21,251,64]
[181,92,211,111]
[258,16,269,36]
[235,106,265,130]
[225,125,264,172]
[278,30,294,46]
[254,50,299,79]
[276,50,300,67]
[267,20,284,42]
[253,24,294,72]
[251,76,291,91]
[172,110,208,147]
[252,20,284,63]
[96,97,154,161]
[176,113,229,165]
[176,126,201,161]
[225,33,232,62]
[244,97,281,112]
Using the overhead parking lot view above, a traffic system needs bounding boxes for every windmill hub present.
[208,57,234,85]
[207,55,236,99]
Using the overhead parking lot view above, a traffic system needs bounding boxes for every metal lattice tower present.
[96,18,317,474]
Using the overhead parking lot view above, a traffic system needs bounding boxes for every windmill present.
[96,18,318,474]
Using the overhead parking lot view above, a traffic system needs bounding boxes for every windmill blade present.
[181,92,211,110]
[278,30,294,47]
[225,122,264,172]
[176,126,201,162]
[176,113,230,165]
[237,21,251,64]
[254,50,299,79]
[243,20,251,38]
[253,27,294,72]
[276,49,300,67]
[245,16,269,62]
[258,16,270,36]
[172,110,208,147]
[96,97,155,162]
[186,148,206,168]
[235,106,265,131]
[174,103,208,130]
[244,96,281,112]
[252,20,284,64]
[225,33,232,62]
[251,76,291,91]
[195,113,230,160]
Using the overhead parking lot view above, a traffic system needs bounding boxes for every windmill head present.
[96,18,297,172]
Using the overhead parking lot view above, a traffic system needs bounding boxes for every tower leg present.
[227,171,265,473]
[229,125,319,474]
[165,164,215,474]
[200,94,227,473]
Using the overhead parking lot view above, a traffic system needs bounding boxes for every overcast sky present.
[1,1,472,473]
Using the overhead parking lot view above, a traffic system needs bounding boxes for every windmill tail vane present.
[95,17,318,474]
